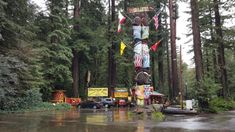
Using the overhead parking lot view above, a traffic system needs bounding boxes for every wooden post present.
[169,0,179,100]
[180,45,183,109]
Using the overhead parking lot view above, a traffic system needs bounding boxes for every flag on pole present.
[120,41,126,55]
[153,14,159,31]
[118,11,126,33]
[150,40,161,52]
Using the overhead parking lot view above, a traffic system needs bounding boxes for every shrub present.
[151,112,165,121]
[0,89,43,111]
[195,77,221,111]
[209,98,235,113]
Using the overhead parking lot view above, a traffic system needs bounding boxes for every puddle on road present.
[0,108,234,132]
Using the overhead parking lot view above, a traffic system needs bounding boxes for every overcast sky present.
[30,0,234,68]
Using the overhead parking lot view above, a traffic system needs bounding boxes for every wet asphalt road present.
[0,108,234,132]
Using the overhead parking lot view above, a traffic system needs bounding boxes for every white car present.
[101,98,115,108]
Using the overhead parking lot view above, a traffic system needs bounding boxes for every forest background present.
[0,0,234,112]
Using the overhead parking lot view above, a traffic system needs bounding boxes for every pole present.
[169,0,179,100]
[180,45,183,109]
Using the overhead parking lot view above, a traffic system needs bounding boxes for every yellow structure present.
[88,88,108,97]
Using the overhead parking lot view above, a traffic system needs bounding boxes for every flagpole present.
[122,12,133,22]
[148,7,163,24]
[117,37,133,49]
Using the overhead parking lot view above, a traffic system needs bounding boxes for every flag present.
[118,11,126,33]
[150,40,161,52]
[153,14,159,31]
[120,41,126,55]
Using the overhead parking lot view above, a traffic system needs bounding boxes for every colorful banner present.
[135,85,145,99]
[144,85,153,99]
[88,88,108,97]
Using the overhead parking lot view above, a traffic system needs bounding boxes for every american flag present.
[153,14,159,31]
[134,54,142,68]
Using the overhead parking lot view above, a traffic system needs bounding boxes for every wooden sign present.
[114,92,128,98]
[114,88,128,98]
[127,5,154,13]
[88,88,108,97]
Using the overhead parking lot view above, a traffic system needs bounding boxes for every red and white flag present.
[153,14,159,31]
[118,11,126,33]
[150,40,161,52]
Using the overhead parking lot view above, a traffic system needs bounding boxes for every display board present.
[88,88,108,97]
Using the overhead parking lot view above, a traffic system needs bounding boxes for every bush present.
[0,89,43,111]
[33,102,72,111]
[209,98,235,113]
[195,77,221,111]
[151,112,165,121]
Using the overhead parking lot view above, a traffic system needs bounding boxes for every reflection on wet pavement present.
[0,108,234,132]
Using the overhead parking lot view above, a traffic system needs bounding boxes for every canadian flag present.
[118,11,126,33]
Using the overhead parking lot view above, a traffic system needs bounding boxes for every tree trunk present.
[72,49,79,97]
[163,6,173,100]
[72,0,80,97]
[169,0,179,99]
[157,3,164,92]
[167,37,172,100]
[151,55,157,91]
[108,0,116,97]
[209,7,218,81]
[190,0,203,82]
[191,0,206,108]
[213,0,228,97]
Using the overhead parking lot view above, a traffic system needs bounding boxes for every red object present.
[118,11,126,33]
[52,90,65,103]
[65,98,81,106]
[150,40,161,52]
[118,99,127,106]
[153,14,159,31]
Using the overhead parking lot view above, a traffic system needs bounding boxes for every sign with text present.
[114,92,128,98]
[114,88,128,98]
[88,88,108,97]
[127,5,154,13]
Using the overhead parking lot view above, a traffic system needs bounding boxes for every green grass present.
[0,102,72,113]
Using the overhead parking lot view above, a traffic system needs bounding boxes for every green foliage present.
[0,88,42,111]
[227,51,235,98]
[208,98,235,113]
[195,77,221,110]
[151,112,165,121]
[37,0,73,98]
[69,0,109,89]
[1,0,234,111]
[0,0,45,111]
[33,102,72,111]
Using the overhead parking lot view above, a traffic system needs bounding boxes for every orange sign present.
[114,92,128,98]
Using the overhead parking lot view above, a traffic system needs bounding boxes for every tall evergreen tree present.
[0,0,43,110]
[44,0,72,91]
[190,0,206,108]
[213,0,228,97]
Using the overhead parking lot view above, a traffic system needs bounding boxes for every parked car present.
[101,98,115,108]
[118,99,127,107]
[79,100,102,109]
